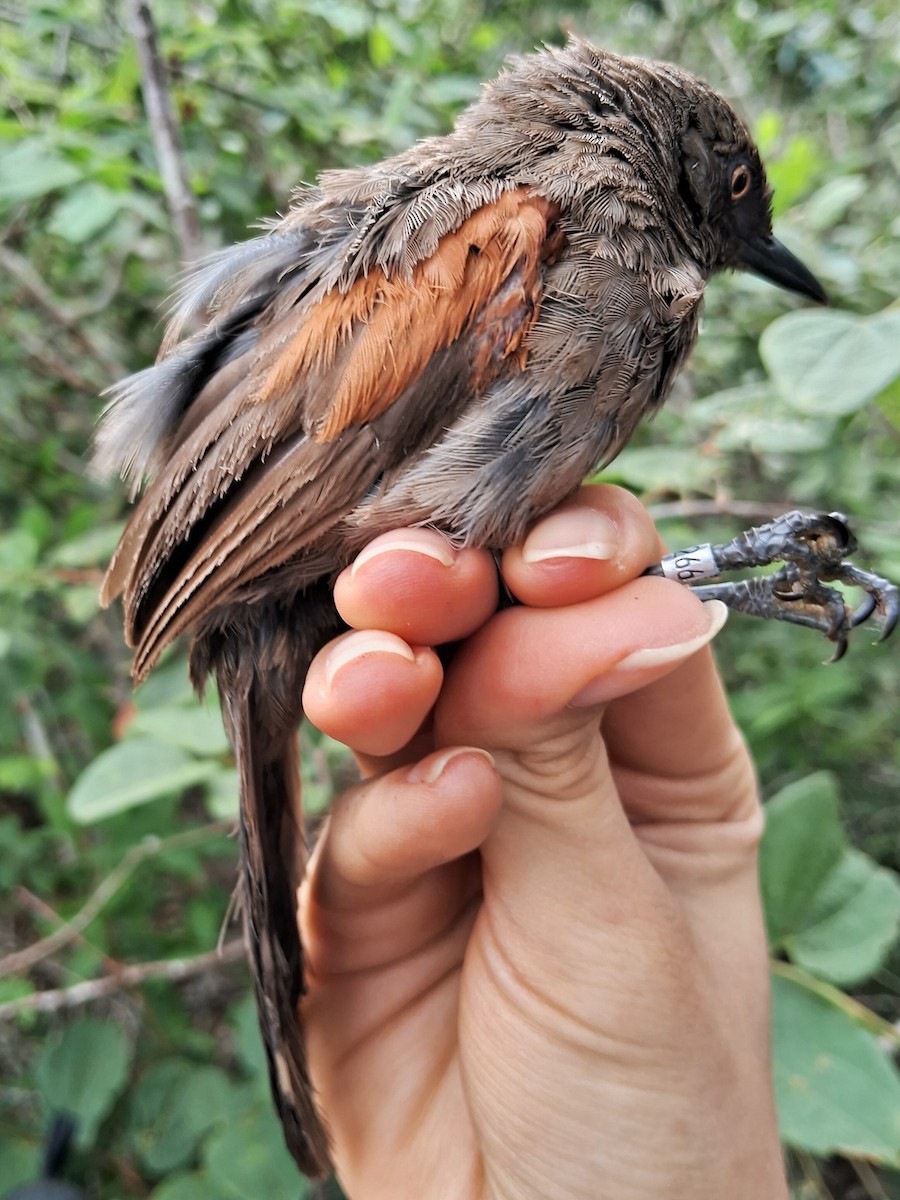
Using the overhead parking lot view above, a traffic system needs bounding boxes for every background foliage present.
[1,1,898,1196]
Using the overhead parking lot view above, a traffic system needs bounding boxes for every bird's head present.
[473,40,827,305]
[677,102,827,303]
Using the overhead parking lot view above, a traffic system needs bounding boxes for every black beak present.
[737,235,828,304]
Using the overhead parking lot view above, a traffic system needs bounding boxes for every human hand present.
[299,484,788,1200]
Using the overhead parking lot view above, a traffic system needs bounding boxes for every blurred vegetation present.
[1,0,899,1196]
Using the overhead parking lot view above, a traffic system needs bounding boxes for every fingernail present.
[616,600,729,669]
[352,531,456,575]
[569,600,728,707]
[407,747,496,785]
[324,631,416,688]
[521,509,618,564]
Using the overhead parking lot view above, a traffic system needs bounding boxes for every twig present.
[771,960,900,1048]
[0,4,115,54]
[795,1150,833,1198]
[0,822,232,980]
[853,1160,890,1200]
[646,498,900,540]
[646,498,790,523]
[20,337,108,397]
[123,0,202,264]
[16,888,110,966]
[702,27,756,120]
[0,244,124,379]
[0,941,246,1019]
[16,697,65,793]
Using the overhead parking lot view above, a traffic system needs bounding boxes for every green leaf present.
[368,23,395,67]
[0,139,82,206]
[34,1017,131,1147]
[60,584,101,624]
[204,1102,315,1199]
[0,1138,38,1193]
[66,739,217,822]
[134,662,197,710]
[48,523,124,568]
[128,1059,240,1175]
[760,772,846,945]
[204,767,239,820]
[760,306,900,416]
[713,414,831,454]
[786,849,900,986]
[772,972,900,1163]
[47,182,122,242]
[761,775,900,983]
[151,1172,236,1200]
[230,995,267,1080]
[876,372,900,430]
[804,175,867,230]
[128,705,230,757]
[599,445,718,493]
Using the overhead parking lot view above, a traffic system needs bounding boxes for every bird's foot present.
[644,510,898,661]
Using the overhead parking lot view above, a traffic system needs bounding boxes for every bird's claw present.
[644,510,898,657]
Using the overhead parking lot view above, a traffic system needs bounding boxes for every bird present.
[95,37,829,1176]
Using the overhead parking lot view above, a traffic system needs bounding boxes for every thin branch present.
[0,941,246,1019]
[853,1160,890,1200]
[16,887,110,966]
[771,960,900,1048]
[702,27,755,121]
[20,338,105,398]
[0,822,233,980]
[0,244,125,379]
[0,4,116,54]
[646,498,790,523]
[646,498,900,539]
[123,0,202,264]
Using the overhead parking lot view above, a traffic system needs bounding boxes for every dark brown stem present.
[123,0,203,264]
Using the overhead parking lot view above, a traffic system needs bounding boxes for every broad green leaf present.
[150,1172,235,1200]
[66,739,217,822]
[204,1103,315,1199]
[786,849,900,985]
[804,175,867,230]
[876,373,900,430]
[34,1018,131,1148]
[48,523,124,568]
[772,972,900,1163]
[0,139,82,206]
[128,705,230,758]
[47,182,122,242]
[0,529,40,571]
[134,662,196,710]
[368,23,395,67]
[204,767,239,820]
[230,995,268,1082]
[128,1059,240,1175]
[0,1138,38,1193]
[60,583,101,624]
[760,772,845,945]
[765,135,822,214]
[712,414,831,454]
[761,307,900,416]
[599,445,718,493]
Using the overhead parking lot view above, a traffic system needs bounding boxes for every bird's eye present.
[730,164,752,201]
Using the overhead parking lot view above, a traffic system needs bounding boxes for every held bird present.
[94,38,895,1176]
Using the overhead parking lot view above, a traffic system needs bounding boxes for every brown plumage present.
[96,38,825,1176]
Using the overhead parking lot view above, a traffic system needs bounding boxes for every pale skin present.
[298,484,789,1200]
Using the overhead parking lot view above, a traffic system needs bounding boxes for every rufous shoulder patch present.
[255,188,564,442]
